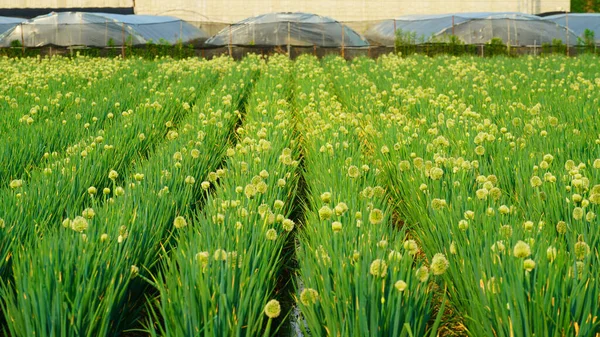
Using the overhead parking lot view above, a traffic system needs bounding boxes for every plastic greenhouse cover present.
[205,12,369,47]
[365,12,545,45]
[0,12,207,47]
[544,14,600,44]
[0,17,25,37]
[437,18,579,46]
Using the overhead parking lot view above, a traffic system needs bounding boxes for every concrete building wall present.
[1,0,570,23]
[135,0,570,22]
[0,0,132,8]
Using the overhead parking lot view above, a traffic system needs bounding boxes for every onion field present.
[0,54,599,337]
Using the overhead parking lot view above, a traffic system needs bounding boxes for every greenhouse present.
[205,12,369,47]
[0,12,208,47]
[0,17,24,37]
[365,12,578,46]
[544,14,600,45]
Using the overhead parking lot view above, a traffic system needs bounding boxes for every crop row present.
[0,54,599,337]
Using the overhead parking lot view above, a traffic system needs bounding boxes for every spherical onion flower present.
[489,187,502,201]
[274,200,285,210]
[523,259,536,272]
[299,288,319,306]
[388,250,402,262]
[398,160,410,171]
[264,299,281,318]
[256,181,268,194]
[500,225,513,238]
[430,167,444,180]
[404,240,419,255]
[334,202,348,216]
[318,206,333,220]
[244,184,257,199]
[546,246,557,262]
[191,149,201,158]
[108,170,119,180]
[103,188,111,195]
[351,250,360,262]
[369,209,384,224]
[449,242,457,255]
[320,192,332,203]
[586,211,596,222]
[416,266,430,283]
[173,216,187,229]
[475,145,485,156]
[543,154,554,163]
[282,219,295,232]
[71,216,88,232]
[513,241,531,258]
[498,205,510,215]
[430,253,449,275]
[88,186,97,195]
[9,179,23,189]
[277,178,286,187]
[213,249,227,261]
[523,221,534,231]
[572,207,584,221]
[571,193,583,203]
[266,228,278,241]
[574,236,590,261]
[347,165,360,178]
[491,240,506,253]
[369,259,388,278]
[201,181,210,190]
[331,221,342,233]
[565,160,576,171]
[556,221,567,234]
[431,198,447,210]
[530,176,542,188]
[475,188,489,200]
[458,219,469,231]
[115,186,125,196]
[82,208,95,219]
[394,280,407,292]
[130,265,139,277]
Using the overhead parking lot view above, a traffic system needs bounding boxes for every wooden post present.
[228,24,232,57]
[341,23,345,58]
[506,19,510,54]
[20,23,25,55]
[565,12,570,56]
[287,21,291,57]
[121,23,126,58]
[393,19,397,52]
[313,44,317,56]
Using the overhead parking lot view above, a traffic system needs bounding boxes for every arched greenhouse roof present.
[205,12,369,47]
[436,13,579,46]
[0,12,208,47]
[544,14,600,44]
[364,12,575,46]
[0,17,25,37]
